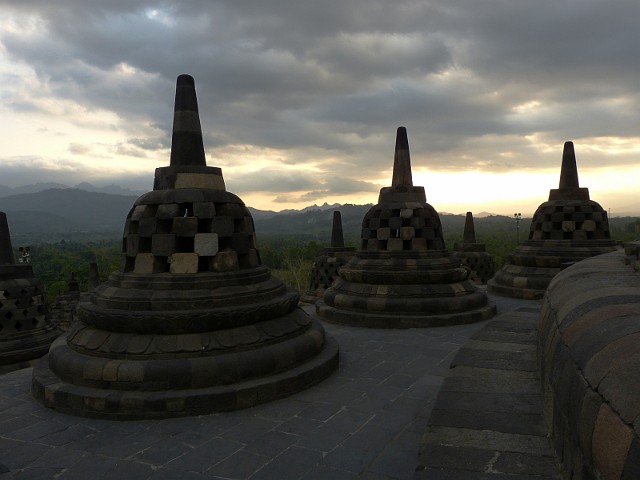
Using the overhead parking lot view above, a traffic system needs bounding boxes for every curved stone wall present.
[538,243,640,479]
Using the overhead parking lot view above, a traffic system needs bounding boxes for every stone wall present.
[538,243,640,479]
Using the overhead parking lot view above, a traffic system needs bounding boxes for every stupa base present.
[316,300,495,329]
[486,279,546,300]
[32,334,339,420]
[1,328,62,374]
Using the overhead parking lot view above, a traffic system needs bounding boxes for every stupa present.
[300,211,355,304]
[316,127,495,328]
[0,212,60,373]
[32,75,339,419]
[452,212,495,284]
[487,141,618,299]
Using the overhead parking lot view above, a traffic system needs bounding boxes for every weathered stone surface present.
[32,74,338,419]
[539,246,640,479]
[317,127,495,328]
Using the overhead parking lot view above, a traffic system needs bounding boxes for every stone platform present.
[0,293,562,479]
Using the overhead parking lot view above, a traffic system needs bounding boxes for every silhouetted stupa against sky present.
[452,212,495,284]
[487,141,618,299]
[32,75,339,419]
[316,127,495,328]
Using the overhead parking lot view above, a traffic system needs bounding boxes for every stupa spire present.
[0,212,15,265]
[463,212,477,244]
[330,211,345,248]
[558,141,579,190]
[169,74,206,167]
[391,126,413,188]
[548,140,589,201]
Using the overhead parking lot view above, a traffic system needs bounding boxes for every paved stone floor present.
[0,294,559,479]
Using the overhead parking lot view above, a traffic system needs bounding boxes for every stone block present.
[542,222,553,232]
[169,253,199,273]
[152,234,176,256]
[592,402,634,480]
[212,216,235,237]
[175,172,226,190]
[194,233,219,256]
[173,217,198,236]
[388,217,403,230]
[157,204,181,219]
[138,217,158,237]
[211,249,239,272]
[126,235,141,255]
[134,253,159,274]
[217,203,246,218]
[583,220,596,231]
[411,238,428,250]
[193,202,216,218]
[400,208,413,219]
[131,205,149,220]
[400,227,415,240]
[410,217,426,229]
[562,221,576,232]
[572,230,588,240]
[377,228,391,240]
[366,239,378,250]
[387,238,404,251]
[550,230,564,240]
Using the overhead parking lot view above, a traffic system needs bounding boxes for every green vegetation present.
[18,215,640,301]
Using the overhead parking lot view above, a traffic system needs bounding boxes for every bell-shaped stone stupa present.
[33,75,339,419]
[487,141,618,299]
[452,212,495,284]
[0,212,60,373]
[316,127,495,328]
[300,211,356,304]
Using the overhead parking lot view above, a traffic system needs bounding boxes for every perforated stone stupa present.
[300,211,355,304]
[452,212,495,284]
[0,212,60,373]
[316,127,495,328]
[487,141,618,299]
[32,75,339,419]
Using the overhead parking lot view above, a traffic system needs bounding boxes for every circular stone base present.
[486,281,545,300]
[32,333,339,420]
[315,300,495,329]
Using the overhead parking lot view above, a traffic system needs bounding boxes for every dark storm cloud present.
[1,0,640,194]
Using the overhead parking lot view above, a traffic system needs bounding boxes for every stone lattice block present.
[173,217,198,236]
[212,217,234,237]
[194,233,219,256]
[192,202,216,218]
[169,253,199,274]
[210,249,239,272]
[157,204,181,219]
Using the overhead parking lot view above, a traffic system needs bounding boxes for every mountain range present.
[0,184,637,245]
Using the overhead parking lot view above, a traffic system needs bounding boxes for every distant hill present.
[4,186,636,247]
[0,188,136,243]
[0,182,145,198]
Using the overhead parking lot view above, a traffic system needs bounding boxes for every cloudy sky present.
[1,1,639,215]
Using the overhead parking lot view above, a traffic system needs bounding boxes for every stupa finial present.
[391,126,413,188]
[548,141,589,201]
[558,141,579,190]
[463,212,477,244]
[0,212,15,265]
[330,211,345,248]
[169,74,206,167]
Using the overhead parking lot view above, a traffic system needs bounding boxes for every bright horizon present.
[1,3,639,217]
